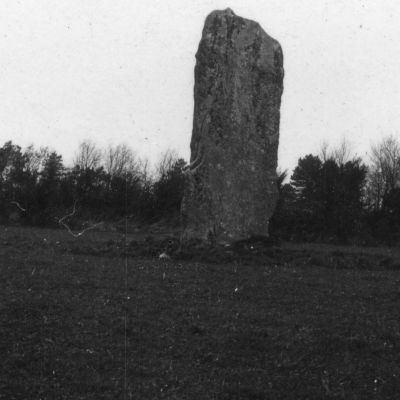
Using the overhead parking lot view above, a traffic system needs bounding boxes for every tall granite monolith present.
[181,8,284,243]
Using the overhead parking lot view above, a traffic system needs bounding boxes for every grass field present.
[1,226,400,399]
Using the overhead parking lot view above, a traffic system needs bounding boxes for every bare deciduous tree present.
[24,145,49,174]
[156,149,179,179]
[366,135,400,210]
[137,157,151,183]
[319,140,330,163]
[319,138,353,166]
[103,144,138,178]
[74,140,102,170]
[333,139,353,166]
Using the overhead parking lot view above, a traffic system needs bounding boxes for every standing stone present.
[181,8,284,243]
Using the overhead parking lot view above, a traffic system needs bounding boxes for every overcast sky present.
[0,0,399,171]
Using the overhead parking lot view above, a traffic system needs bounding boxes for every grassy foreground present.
[1,226,400,399]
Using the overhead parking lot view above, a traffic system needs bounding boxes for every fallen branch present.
[57,201,104,237]
[10,201,27,212]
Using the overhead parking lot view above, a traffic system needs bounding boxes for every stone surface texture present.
[181,8,284,242]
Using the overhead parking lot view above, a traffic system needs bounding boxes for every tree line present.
[271,137,400,244]
[0,136,399,244]
[0,140,186,229]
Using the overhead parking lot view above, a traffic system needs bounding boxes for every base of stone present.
[180,229,277,247]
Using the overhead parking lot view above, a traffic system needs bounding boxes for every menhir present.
[181,8,284,243]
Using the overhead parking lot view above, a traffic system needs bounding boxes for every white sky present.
[0,0,399,171]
